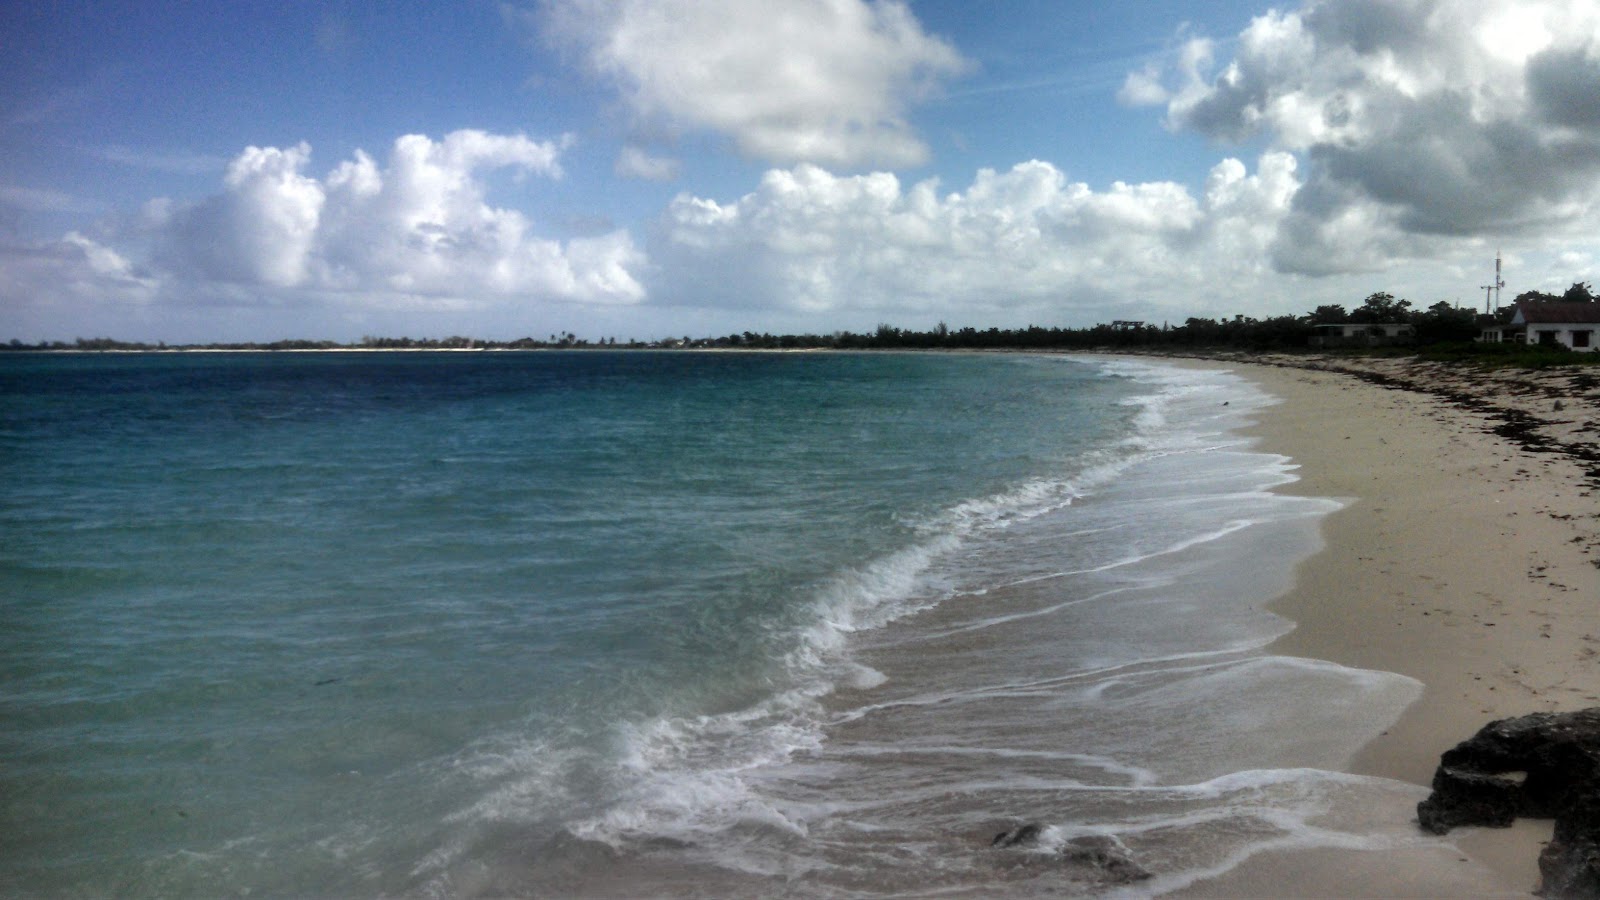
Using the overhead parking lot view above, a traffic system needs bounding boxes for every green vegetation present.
[1415,341,1600,369]
[1511,281,1596,305]
[7,284,1597,369]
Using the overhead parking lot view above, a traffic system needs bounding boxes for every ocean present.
[2,350,1435,897]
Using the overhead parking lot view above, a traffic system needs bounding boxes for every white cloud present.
[0,130,648,338]
[169,131,637,303]
[0,231,158,328]
[0,184,106,215]
[653,155,1303,320]
[90,145,227,175]
[535,0,969,168]
[63,231,146,283]
[1557,249,1593,270]
[165,142,326,286]
[1136,0,1600,273]
[299,129,626,301]
[1117,64,1170,106]
[615,145,681,181]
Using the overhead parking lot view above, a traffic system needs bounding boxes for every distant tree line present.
[6,281,1594,356]
[1510,281,1596,306]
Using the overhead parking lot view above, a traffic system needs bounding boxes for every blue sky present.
[4,0,1599,343]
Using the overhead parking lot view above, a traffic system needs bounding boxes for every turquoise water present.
[1,351,1428,896]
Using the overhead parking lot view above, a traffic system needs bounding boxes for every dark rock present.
[1416,708,1600,897]
[1061,834,1151,884]
[1417,767,1525,834]
[1543,794,1600,899]
[991,822,1043,848]
[1418,709,1600,833]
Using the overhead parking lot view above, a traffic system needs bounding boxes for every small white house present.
[1507,302,1600,352]
[1309,322,1416,347]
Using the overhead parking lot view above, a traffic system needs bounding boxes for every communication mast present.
[1480,250,1504,313]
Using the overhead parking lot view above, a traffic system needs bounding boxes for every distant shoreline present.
[0,309,1471,355]
[0,345,837,355]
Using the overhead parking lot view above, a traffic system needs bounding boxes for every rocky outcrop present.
[1543,794,1600,899]
[1417,708,1600,897]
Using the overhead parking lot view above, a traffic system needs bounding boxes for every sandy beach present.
[1172,354,1600,897]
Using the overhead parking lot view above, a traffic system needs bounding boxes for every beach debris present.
[991,822,1043,848]
[1417,707,1600,897]
[1060,834,1152,884]
[989,825,1151,884]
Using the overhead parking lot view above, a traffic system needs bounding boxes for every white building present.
[1309,322,1416,347]
[1504,302,1600,352]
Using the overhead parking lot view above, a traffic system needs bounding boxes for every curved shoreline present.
[1171,355,1600,896]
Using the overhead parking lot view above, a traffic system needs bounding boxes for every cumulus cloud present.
[652,154,1302,319]
[1131,0,1600,273]
[535,0,969,168]
[164,142,326,286]
[293,129,639,301]
[36,232,155,297]
[0,231,159,338]
[4,130,648,319]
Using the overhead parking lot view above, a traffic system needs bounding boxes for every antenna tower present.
[1480,251,1504,314]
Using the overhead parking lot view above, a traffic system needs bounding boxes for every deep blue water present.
[0,350,1427,897]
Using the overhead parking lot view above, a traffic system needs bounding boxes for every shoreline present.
[1173,355,1600,896]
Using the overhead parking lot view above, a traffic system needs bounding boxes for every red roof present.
[1513,302,1600,325]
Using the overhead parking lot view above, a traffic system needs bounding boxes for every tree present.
[1414,301,1479,343]
[1513,289,1560,304]
[1307,304,1348,325]
[1348,292,1412,324]
[1561,281,1595,303]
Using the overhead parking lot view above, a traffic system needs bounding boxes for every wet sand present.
[1178,355,1600,897]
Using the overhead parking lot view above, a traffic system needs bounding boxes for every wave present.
[413,355,1419,898]
[502,363,1277,836]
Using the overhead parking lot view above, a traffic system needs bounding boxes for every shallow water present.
[1,351,1432,896]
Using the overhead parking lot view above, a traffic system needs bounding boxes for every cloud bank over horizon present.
[651,153,1301,324]
[3,0,1598,341]
[4,130,646,338]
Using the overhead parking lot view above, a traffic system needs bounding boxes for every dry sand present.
[1171,355,1600,897]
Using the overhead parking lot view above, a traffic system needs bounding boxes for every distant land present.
[7,284,1598,359]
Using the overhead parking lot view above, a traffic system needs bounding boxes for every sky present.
[3,0,1599,344]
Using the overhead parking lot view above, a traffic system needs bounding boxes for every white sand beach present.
[1178,355,1600,897]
